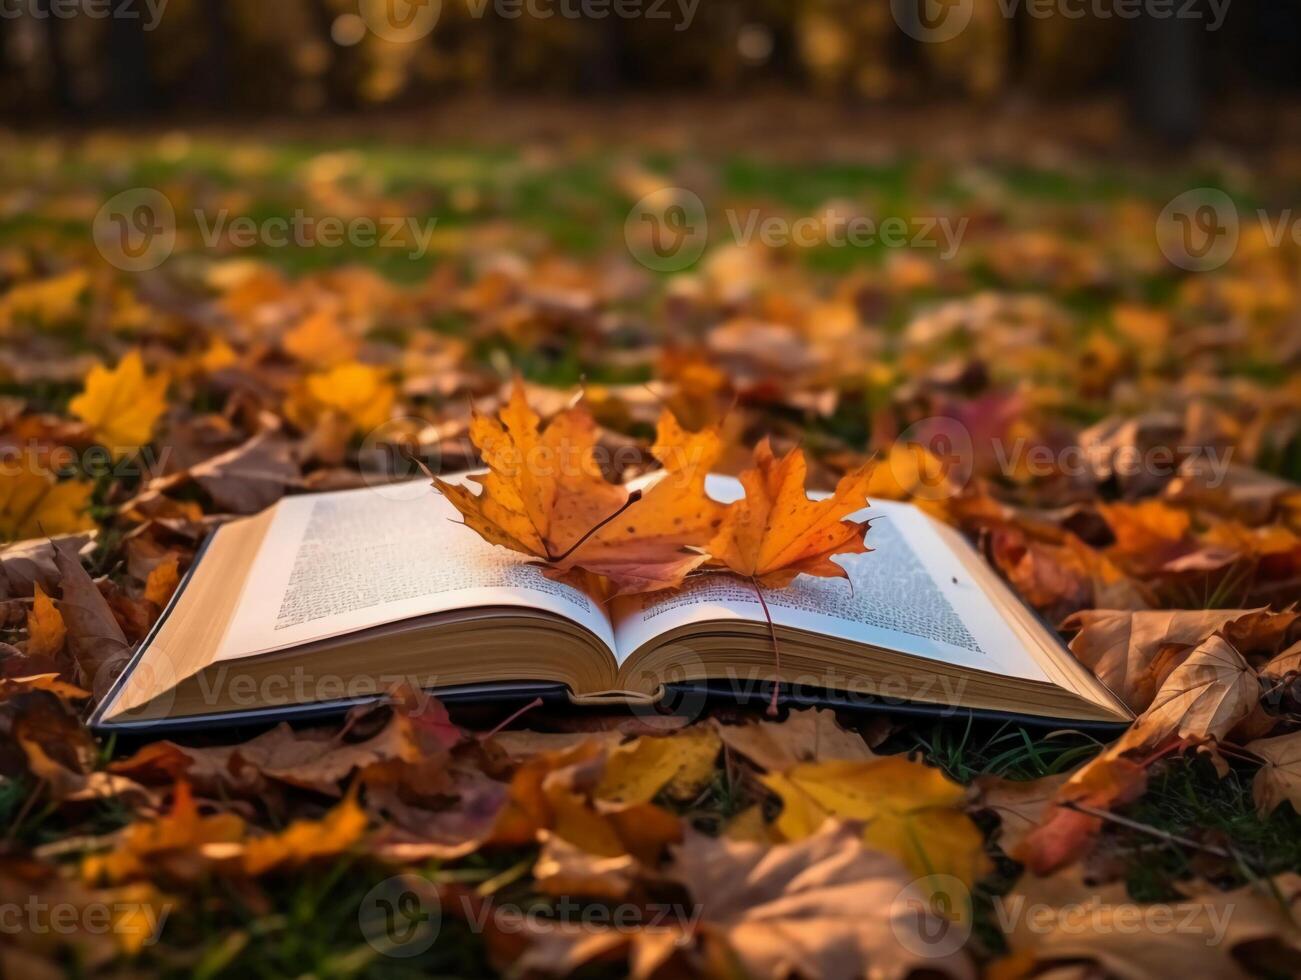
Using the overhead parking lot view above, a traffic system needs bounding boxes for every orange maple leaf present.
[707,439,875,588]
[433,379,628,561]
[544,411,725,596]
[433,380,724,595]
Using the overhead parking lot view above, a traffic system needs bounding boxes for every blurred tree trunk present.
[105,6,155,116]
[1129,8,1201,143]
[577,18,627,94]
[1008,4,1029,89]
[191,0,234,113]
[37,0,77,117]
[309,0,359,111]
[0,16,11,118]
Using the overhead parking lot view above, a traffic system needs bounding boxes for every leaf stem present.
[548,490,644,563]
[481,697,544,741]
[1060,801,1237,860]
[750,576,781,718]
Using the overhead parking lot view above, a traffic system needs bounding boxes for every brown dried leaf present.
[1062,608,1288,712]
[973,773,1070,855]
[1245,730,1301,816]
[1130,633,1260,746]
[714,708,877,771]
[666,823,974,980]
[189,429,301,514]
[51,540,132,699]
[999,865,1301,980]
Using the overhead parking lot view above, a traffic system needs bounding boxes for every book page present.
[213,481,616,662]
[611,476,1049,682]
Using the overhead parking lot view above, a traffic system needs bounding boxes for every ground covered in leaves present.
[1,122,1300,978]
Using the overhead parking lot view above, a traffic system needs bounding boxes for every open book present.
[92,475,1132,731]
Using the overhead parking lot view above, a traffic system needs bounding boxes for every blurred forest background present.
[2,0,1301,144]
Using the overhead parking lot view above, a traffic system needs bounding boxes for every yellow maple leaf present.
[297,363,396,435]
[762,756,992,891]
[707,439,875,588]
[27,584,67,658]
[595,728,722,804]
[70,350,168,458]
[434,379,627,560]
[0,460,95,541]
[0,269,88,331]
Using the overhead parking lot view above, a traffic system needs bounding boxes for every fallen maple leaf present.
[286,362,397,437]
[489,739,681,863]
[707,439,874,589]
[510,823,974,980]
[995,864,1301,980]
[52,539,133,698]
[1245,730,1301,816]
[282,309,359,367]
[1062,607,1292,712]
[0,673,88,701]
[714,707,878,771]
[432,379,631,561]
[309,363,396,432]
[594,727,721,804]
[531,832,640,900]
[1013,750,1149,874]
[188,428,301,513]
[972,773,1070,856]
[544,410,726,595]
[108,705,427,799]
[1261,638,1301,680]
[1130,633,1260,745]
[69,350,168,458]
[0,269,88,329]
[1,533,91,598]
[762,756,992,894]
[0,460,94,542]
[3,690,95,798]
[1100,499,1192,566]
[434,379,724,594]
[665,823,975,980]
